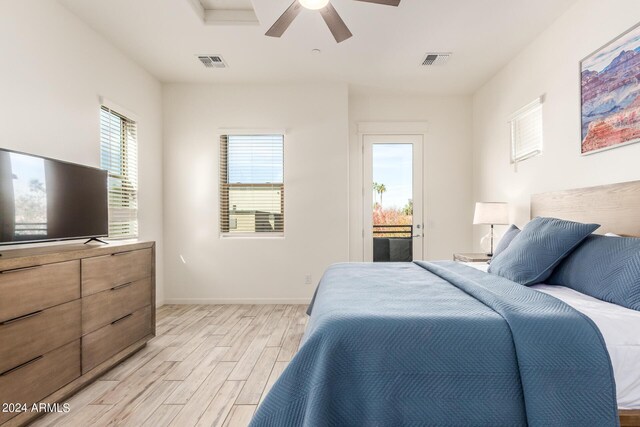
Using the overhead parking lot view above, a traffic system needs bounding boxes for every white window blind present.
[510,97,543,163]
[220,134,284,236]
[100,105,138,239]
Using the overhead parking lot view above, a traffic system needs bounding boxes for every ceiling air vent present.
[197,55,227,69]
[421,52,452,66]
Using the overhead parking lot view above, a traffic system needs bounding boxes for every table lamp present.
[473,202,509,256]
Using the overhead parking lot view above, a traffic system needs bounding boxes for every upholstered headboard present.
[531,180,640,238]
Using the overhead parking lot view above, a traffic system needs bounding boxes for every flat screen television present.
[0,148,108,245]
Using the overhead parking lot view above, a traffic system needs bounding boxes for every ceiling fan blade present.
[319,3,353,43]
[353,0,400,6]
[265,1,303,38]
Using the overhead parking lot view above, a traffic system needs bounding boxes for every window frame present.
[99,101,139,240]
[219,131,286,239]
[509,96,544,164]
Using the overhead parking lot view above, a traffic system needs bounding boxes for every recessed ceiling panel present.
[199,0,254,11]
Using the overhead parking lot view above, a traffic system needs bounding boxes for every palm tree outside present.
[378,184,386,207]
[372,182,380,206]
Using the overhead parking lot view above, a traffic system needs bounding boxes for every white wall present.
[349,92,474,261]
[0,0,165,303]
[472,0,640,249]
[162,83,349,303]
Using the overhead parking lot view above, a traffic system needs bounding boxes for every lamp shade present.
[473,202,509,225]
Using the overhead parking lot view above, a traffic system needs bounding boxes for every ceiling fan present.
[266,0,401,43]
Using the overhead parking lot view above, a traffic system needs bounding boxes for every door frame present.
[358,122,428,262]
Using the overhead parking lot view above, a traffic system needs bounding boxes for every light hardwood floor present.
[32,304,309,427]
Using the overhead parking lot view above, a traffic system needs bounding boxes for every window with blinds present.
[100,105,138,239]
[510,97,544,163]
[220,134,284,236]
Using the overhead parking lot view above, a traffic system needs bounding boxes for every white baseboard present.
[163,297,312,305]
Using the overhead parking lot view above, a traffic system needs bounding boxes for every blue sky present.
[372,144,412,209]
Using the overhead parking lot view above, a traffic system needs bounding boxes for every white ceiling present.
[59,0,577,94]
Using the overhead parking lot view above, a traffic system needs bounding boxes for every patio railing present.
[373,224,412,238]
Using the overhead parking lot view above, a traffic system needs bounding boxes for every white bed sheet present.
[464,262,640,409]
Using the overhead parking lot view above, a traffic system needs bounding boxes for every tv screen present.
[0,149,108,245]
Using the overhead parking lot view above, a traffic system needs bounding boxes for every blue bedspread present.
[250,261,619,426]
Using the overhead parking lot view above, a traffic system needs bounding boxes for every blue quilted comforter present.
[250,261,619,426]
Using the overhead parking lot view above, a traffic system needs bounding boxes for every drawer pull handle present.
[0,265,42,274]
[0,310,43,326]
[111,313,133,325]
[0,355,43,377]
[111,282,133,291]
[111,251,131,257]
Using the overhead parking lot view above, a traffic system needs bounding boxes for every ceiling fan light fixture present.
[267,0,399,42]
[298,0,330,10]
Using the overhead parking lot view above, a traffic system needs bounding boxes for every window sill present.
[220,233,285,239]
[511,149,542,164]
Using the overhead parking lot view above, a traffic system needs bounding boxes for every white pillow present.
[605,232,621,237]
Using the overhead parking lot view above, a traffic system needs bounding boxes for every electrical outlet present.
[304,274,313,285]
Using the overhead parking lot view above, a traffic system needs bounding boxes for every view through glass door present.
[363,135,423,262]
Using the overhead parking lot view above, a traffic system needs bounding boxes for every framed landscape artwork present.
[581,22,640,155]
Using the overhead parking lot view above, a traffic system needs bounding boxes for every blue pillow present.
[488,217,600,286]
[549,235,640,311]
[491,224,520,262]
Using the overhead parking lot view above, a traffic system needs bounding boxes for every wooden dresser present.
[0,241,155,426]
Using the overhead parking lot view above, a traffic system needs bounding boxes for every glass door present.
[363,135,423,262]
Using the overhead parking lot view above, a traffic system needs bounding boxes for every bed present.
[251,181,640,427]
[470,262,640,411]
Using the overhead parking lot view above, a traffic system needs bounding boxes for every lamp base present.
[480,233,492,255]
[480,225,496,257]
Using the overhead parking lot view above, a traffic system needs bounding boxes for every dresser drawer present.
[0,260,80,323]
[82,249,152,296]
[0,340,80,424]
[82,305,151,373]
[82,277,152,335]
[0,300,81,374]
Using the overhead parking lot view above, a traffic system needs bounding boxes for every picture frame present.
[580,21,640,155]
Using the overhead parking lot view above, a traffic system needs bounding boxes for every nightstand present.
[453,253,492,263]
